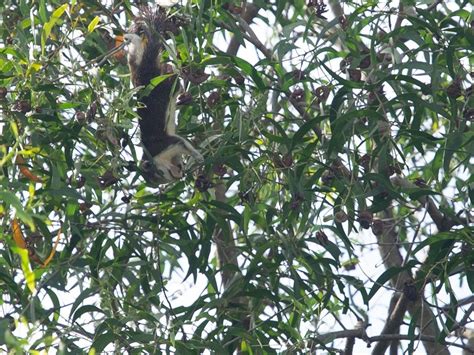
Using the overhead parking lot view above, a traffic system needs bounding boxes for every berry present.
[0,87,7,99]
[358,211,373,229]
[334,211,348,223]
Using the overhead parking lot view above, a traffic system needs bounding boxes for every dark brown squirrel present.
[124,7,203,184]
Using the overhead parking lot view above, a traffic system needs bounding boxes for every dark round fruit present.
[334,211,348,223]
[0,87,7,99]
[358,211,373,229]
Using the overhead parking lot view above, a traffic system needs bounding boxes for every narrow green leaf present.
[292,118,321,148]
[13,247,35,293]
[87,16,100,33]
[412,230,468,255]
[406,188,440,200]
[443,131,463,174]
[69,288,96,320]
[41,4,68,54]
[0,191,34,229]
[91,332,115,353]
[231,57,266,91]
[38,0,48,23]
[140,74,174,97]
[368,262,416,300]
[319,61,364,89]
[72,305,105,324]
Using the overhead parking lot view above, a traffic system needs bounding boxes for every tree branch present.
[391,176,467,232]
[372,293,409,355]
[451,303,474,334]
[226,4,259,56]
[444,295,474,311]
[213,182,239,287]
[219,5,272,60]
[371,203,449,354]
[308,328,473,353]
[426,0,443,12]
[308,326,367,346]
[370,334,473,353]
[344,336,355,355]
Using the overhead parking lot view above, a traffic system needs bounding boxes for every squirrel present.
[124,7,203,184]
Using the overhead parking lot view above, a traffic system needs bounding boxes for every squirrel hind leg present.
[171,136,204,163]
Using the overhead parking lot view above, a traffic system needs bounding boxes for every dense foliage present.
[0,0,473,353]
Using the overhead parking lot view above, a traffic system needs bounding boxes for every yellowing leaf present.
[12,218,27,249]
[88,16,100,33]
[19,147,41,156]
[10,121,19,139]
[240,340,249,352]
[28,183,36,207]
[42,228,61,267]
[15,247,36,293]
[0,148,16,168]
[16,155,43,183]
[30,62,43,71]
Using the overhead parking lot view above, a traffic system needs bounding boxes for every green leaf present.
[44,287,61,322]
[91,332,115,353]
[319,61,364,89]
[200,55,266,91]
[368,261,416,300]
[48,188,83,200]
[41,4,68,54]
[382,74,432,95]
[467,269,474,293]
[69,288,96,320]
[443,131,463,174]
[13,247,35,293]
[292,117,321,148]
[405,188,440,200]
[412,229,469,255]
[87,16,100,33]
[0,191,34,230]
[72,305,105,324]
[0,317,11,346]
[231,57,266,91]
[329,87,349,123]
[38,0,48,23]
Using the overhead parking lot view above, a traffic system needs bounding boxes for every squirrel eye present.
[135,23,145,36]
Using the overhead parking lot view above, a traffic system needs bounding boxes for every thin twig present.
[426,0,443,12]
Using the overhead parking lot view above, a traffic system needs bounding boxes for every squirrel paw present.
[193,152,204,163]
